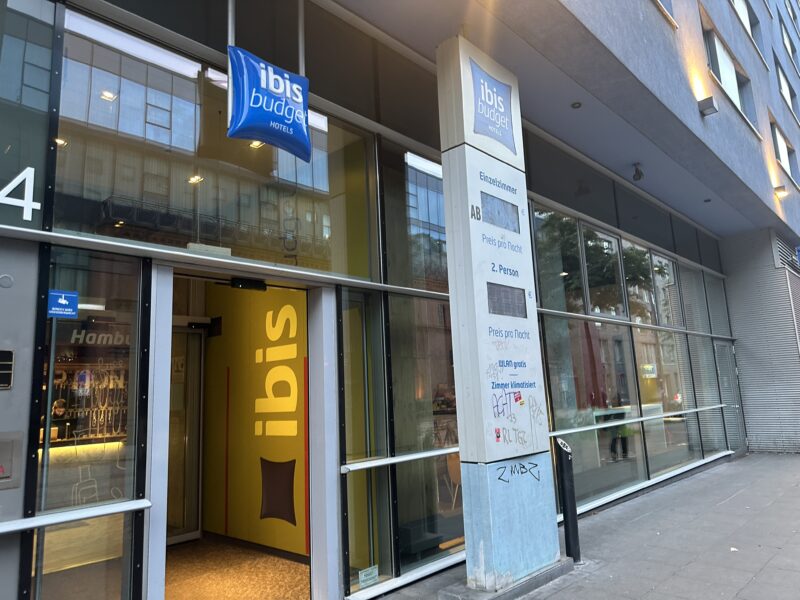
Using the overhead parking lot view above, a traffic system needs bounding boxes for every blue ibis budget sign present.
[470,58,516,156]
[47,290,79,319]
[227,46,311,162]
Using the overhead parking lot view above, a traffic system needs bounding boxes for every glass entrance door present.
[167,329,203,543]
[714,341,746,453]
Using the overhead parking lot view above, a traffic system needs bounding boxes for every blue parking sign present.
[47,290,79,319]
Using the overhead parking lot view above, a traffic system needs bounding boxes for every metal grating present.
[776,235,800,275]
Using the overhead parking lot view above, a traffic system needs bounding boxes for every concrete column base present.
[438,558,574,600]
[461,451,561,592]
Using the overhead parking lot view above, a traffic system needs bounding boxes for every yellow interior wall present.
[202,283,309,556]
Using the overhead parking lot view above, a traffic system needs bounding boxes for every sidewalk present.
[387,453,800,600]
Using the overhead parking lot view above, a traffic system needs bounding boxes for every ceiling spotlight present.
[559,271,569,277]
[698,96,718,117]
[570,101,582,109]
[775,185,789,199]
[114,220,125,228]
[187,174,204,184]
[100,90,117,102]
[249,140,265,149]
[633,163,644,182]
[54,137,68,148]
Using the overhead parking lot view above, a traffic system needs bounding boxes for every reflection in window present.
[632,329,702,476]
[38,248,141,512]
[396,454,464,572]
[652,254,683,327]
[543,316,639,431]
[388,296,457,455]
[383,141,447,292]
[533,209,584,313]
[680,266,711,333]
[342,289,387,463]
[32,512,134,599]
[583,226,625,317]
[346,468,392,593]
[54,11,378,280]
[688,335,727,453]
[622,240,656,324]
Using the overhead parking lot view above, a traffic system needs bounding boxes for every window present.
[542,316,647,504]
[772,120,798,177]
[583,226,626,317]
[534,208,585,313]
[732,0,764,53]
[382,142,447,293]
[652,254,684,327]
[632,329,702,476]
[622,240,657,325]
[37,248,143,512]
[777,59,797,113]
[704,28,757,125]
[782,19,797,66]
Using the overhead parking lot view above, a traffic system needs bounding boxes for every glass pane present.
[652,254,683,327]
[559,425,647,507]
[346,468,393,593]
[688,335,727,454]
[680,266,711,333]
[396,454,464,573]
[388,296,457,455]
[681,265,711,333]
[54,12,379,280]
[342,289,388,463]
[715,341,746,451]
[533,208,584,313]
[705,275,731,337]
[32,512,133,599]
[0,1,54,231]
[167,331,202,539]
[38,248,141,512]
[583,226,625,317]
[632,329,703,475]
[543,316,639,431]
[383,142,447,292]
[622,240,656,325]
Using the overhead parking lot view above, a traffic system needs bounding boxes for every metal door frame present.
[166,326,205,546]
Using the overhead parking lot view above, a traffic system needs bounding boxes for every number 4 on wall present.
[0,167,39,222]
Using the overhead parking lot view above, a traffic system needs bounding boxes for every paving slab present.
[381,454,800,600]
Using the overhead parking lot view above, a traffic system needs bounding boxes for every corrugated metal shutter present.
[733,267,800,452]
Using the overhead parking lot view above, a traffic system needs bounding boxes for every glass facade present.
[54,12,379,281]
[535,204,735,507]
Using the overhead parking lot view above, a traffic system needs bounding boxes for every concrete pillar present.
[437,36,560,592]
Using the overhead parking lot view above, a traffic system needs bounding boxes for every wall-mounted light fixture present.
[698,96,718,117]
[632,163,644,181]
[774,185,789,199]
[187,175,204,185]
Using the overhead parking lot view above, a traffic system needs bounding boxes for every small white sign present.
[358,565,379,589]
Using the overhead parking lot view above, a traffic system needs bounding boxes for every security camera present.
[632,163,644,182]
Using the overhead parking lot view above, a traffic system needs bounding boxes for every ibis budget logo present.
[227,46,311,161]
[470,58,516,155]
